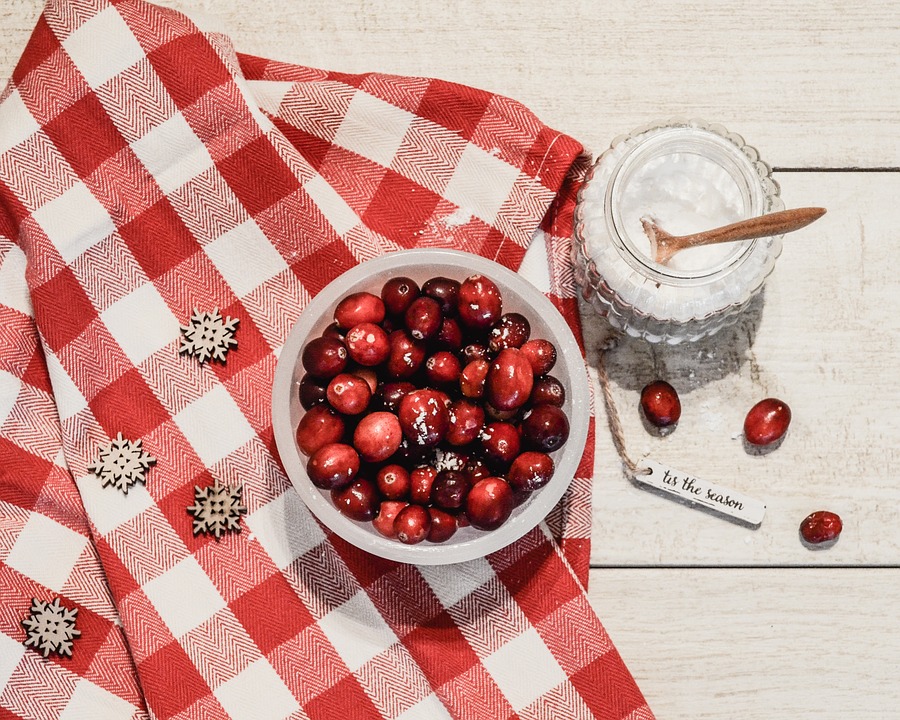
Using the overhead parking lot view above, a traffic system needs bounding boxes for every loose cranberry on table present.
[353,411,402,463]
[466,477,515,531]
[295,404,345,456]
[744,398,791,446]
[326,373,371,415]
[307,442,360,490]
[334,291,385,329]
[640,380,681,428]
[380,276,419,316]
[800,510,842,545]
[394,504,431,544]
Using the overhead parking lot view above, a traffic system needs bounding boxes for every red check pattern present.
[0,1,654,718]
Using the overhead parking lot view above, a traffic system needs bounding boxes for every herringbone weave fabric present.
[0,1,654,718]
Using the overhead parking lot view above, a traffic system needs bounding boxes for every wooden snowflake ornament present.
[187,480,247,538]
[179,308,239,364]
[22,598,81,658]
[88,433,156,494]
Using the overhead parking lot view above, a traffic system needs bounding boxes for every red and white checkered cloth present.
[0,1,653,718]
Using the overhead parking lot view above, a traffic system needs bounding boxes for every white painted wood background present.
[2,1,898,717]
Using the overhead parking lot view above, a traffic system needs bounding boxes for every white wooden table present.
[3,1,898,717]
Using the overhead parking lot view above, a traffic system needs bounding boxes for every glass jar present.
[573,119,783,344]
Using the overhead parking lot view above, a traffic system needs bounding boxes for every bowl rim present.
[271,248,591,565]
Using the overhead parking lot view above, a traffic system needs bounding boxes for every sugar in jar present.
[573,119,783,344]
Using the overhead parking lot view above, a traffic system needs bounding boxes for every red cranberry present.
[484,402,520,423]
[507,451,554,492]
[410,465,437,504]
[530,375,565,407]
[353,411,402,463]
[350,366,379,394]
[334,291,385,329]
[344,322,390,366]
[398,389,450,447]
[431,470,471,511]
[446,399,485,446]
[465,477,514,530]
[327,373,371,415]
[376,464,411,500]
[425,351,462,386]
[521,404,569,452]
[394,504,431,544]
[520,339,557,375]
[744,398,791,446]
[299,373,328,409]
[377,381,415,413]
[488,313,530,352]
[381,276,420,316]
[457,274,502,330]
[800,510,842,545]
[480,422,521,470]
[426,508,458,543]
[386,330,427,378]
[466,457,491,482]
[486,348,534,411]
[461,344,490,364]
[640,381,681,428]
[331,478,379,521]
[436,317,463,351]
[460,359,490,399]
[404,296,443,341]
[307,443,360,490]
[321,322,346,341]
[296,405,345,456]
[422,277,460,316]
[301,336,348,379]
[372,501,407,538]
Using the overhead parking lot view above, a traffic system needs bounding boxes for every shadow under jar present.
[573,119,784,344]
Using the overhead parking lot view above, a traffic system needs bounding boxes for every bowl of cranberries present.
[272,249,590,564]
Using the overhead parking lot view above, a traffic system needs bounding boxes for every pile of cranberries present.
[294,273,569,545]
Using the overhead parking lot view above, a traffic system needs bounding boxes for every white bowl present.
[272,249,590,564]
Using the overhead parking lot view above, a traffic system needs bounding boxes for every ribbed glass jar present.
[573,119,783,344]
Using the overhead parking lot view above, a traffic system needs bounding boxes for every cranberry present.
[381,276,420,316]
[326,373,371,415]
[457,274,502,330]
[480,422,521,470]
[376,463,411,500]
[465,477,514,530]
[461,344,490,364]
[436,317,463,351]
[427,508,458,543]
[425,351,462,386]
[521,404,569,452]
[377,381,415,413]
[350,366,379,394]
[800,510,842,545]
[460,359,490,398]
[744,398,791,446]
[484,402,520,423]
[489,313,530,352]
[466,457,491,482]
[386,330,427,378]
[486,348,534,411]
[307,443,360,490]
[398,389,450,447]
[530,375,565,407]
[331,478,379,521]
[520,338,557,375]
[393,436,430,467]
[296,405,345,456]
[372,501,407,538]
[404,296,443,341]
[353,411,402,463]
[507,451,554,492]
[410,465,437,504]
[344,322,390,366]
[321,322,346,341]
[446,399,485,446]
[422,276,460,316]
[301,336,348,379]
[640,380,681,428]
[334,291,385,329]
[394,504,431,544]
[299,373,328,409]
[431,470,471,511]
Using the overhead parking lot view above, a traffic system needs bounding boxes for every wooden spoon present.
[641,207,826,265]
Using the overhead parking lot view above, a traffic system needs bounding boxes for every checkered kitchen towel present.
[0,1,653,718]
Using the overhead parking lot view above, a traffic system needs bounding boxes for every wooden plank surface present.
[2,0,899,168]
[587,568,900,719]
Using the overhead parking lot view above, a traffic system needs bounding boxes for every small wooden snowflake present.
[179,308,239,364]
[22,597,81,658]
[187,480,247,538]
[88,432,156,494]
